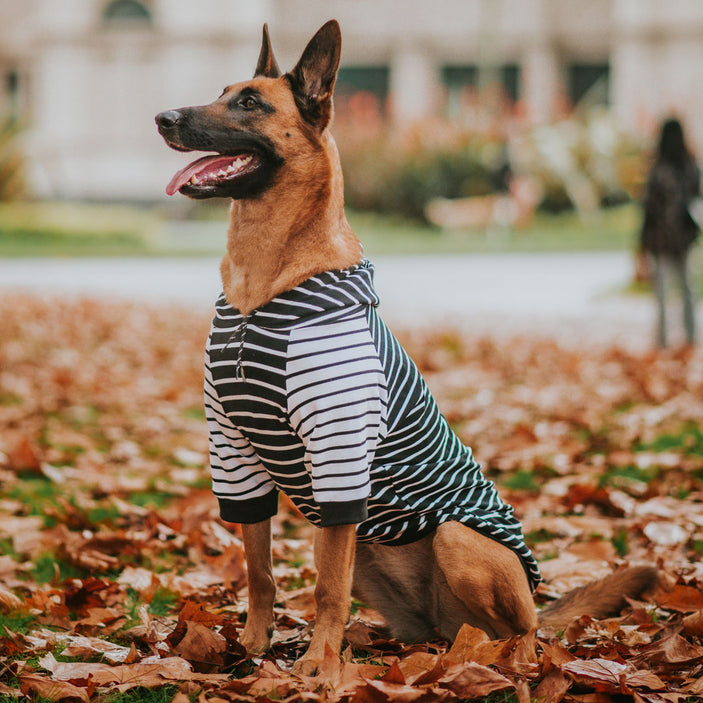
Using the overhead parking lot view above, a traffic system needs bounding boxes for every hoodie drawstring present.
[224,315,250,381]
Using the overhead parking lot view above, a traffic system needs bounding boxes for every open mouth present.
[166,153,260,196]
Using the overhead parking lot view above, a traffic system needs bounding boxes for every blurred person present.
[640,117,700,347]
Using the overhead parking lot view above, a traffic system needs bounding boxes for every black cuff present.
[319,498,368,526]
[218,489,278,524]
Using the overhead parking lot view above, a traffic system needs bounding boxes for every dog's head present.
[156,21,341,199]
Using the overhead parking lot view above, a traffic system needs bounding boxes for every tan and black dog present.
[156,21,656,675]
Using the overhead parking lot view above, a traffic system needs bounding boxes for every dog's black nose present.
[155,110,182,130]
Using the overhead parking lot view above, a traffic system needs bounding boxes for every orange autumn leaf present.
[656,584,703,613]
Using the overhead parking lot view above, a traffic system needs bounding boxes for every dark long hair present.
[657,118,691,167]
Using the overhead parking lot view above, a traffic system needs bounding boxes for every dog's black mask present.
[156,107,284,200]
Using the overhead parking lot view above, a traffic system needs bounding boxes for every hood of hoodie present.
[214,260,380,330]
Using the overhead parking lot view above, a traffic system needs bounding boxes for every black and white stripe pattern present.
[205,261,541,589]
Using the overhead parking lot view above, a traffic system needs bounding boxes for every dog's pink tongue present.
[165,155,227,195]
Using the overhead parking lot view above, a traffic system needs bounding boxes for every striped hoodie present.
[205,260,541,590]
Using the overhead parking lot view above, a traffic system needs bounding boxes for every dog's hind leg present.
[352,536,438,642]
[431,521,537,640]
[353,523,536,645]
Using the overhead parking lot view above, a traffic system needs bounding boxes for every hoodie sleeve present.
[286,313,388,526]
[204,365,278,523]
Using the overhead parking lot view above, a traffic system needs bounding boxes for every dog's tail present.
[537,565,658,629]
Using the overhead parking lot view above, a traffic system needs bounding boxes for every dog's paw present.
[291,656,322,677]
[240,624,272,655]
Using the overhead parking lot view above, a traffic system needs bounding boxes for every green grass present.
[500,469,541,492]
[352,203,639,256]
[612,528,629,557]
[123,586,180,627]
[636,423,703,456]
[0,200,641,258]
[0,201,158,257]
[29,552,87,584]
[0,610,39,635]
[96,687,182,703]
[128,489,176,510]
[6,476,62,527]
[598,464,661,489]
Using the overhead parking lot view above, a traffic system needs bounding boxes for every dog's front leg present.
[293,523,356,676]
[240,519,276,654]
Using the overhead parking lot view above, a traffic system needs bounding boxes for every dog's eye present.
[240,96,258,110]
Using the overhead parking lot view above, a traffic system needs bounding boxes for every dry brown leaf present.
[624,669,667,692]
[562,657,627,688]
[397,652,440,684]
[532,669,571,703]
[630,632,703,668]
[53,634,134,664]
[682,677,703,694]
[86,656,229,689]
[38,653,111,683]
[19,673,89,703]
[0,682,23,699]
[0,584,22,611]
[445,622,490,663]
[171,621,227,668]
[682,608,703,636]
[7,435,42,472]
[439,661,515,698]
[656,584,703,612]
[353,678,426,702]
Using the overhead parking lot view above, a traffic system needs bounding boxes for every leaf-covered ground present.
[1,294,703,702]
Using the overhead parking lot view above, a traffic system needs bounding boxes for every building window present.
[335,66,390,117]
[501,64,519,103]
[336,67,389,102]
[4,70,21,123]
[442,64,519,116]
[102,0,152,26]
[568,63,610,107]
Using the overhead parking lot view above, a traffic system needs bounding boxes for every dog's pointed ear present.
[287,20,341,130]
[254,24,281,79]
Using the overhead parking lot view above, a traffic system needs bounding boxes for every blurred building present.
[2,0,703,200]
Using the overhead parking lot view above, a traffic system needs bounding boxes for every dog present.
[156,20,657,675]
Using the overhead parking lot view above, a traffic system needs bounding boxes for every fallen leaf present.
[171,621,227,669]
[643,522,689,546]
[439,661,516,698]
[354,678,426,702]
[682,608,703,636]
[445,622,490,663]
[630,632,703,668]
[562,658,626,688]
[38,652,111,684]
[0,584,22,611]
[657,584,703,612]
[19,673,89,703]
[8,436,42,472]
[532,669,571,703]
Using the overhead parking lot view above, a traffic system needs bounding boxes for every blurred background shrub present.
[336,103,647,226]
[0,115,26,201]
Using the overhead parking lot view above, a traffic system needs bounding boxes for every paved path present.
[0,252,689,349]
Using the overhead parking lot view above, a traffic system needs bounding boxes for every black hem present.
[319,498,368,526]
[218,490,278,524]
